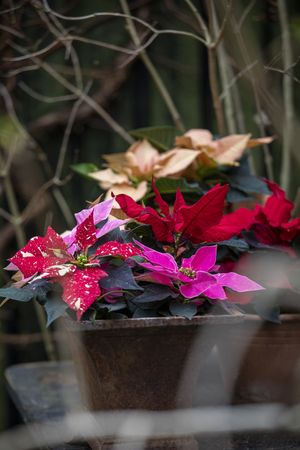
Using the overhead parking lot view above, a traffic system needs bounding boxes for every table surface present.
[5,361,300,450]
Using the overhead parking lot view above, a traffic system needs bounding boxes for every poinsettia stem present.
[97,290,135,302]
[34,301,57,361]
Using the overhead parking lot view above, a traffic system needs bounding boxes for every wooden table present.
[5,361,300,450]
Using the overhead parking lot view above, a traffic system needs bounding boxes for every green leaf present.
[169,301,197,319]
[0,286,35,302]
[44,295,68,327]
[252,291,283,324]
[230,175,270,195]
[217,238,249,252]
[132,308,159,318]
[153,178,201,196]
[96,301,127,312]
[100,263,143,291]
[129,126,180,151]
[30,280,54,303]
[133,285,177,303]
[71,163,99,179]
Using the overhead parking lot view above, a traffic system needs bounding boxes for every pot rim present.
[64,313,247,331]
[64,313,300,331]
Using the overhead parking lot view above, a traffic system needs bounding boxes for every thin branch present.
[0,1,26,15]
[18,81,77,103]
[4,65,40,77]
[35,4,83,90]
[206,0,225,134]
[0,208,14,222]
[0,24,24,38]
[4,39,59,61]
[0,80,75,225]
[54,81,92,180]
[219,60,258,100]
[183,0,210,44]
[211,0,233,49]
[278,0,294,195]
[231,13,274,180]
[212,2,236,134]
[264,55,300,84]
[119,0,185,131]
[236,0,256,32]
[40,0,208,46]
[38,56,133,142]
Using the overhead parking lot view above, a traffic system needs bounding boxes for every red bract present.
[96,241,142,259]
[115,183,255,244]
[10,212,107,319]
[75,211,97,250]
[251,181,300,246]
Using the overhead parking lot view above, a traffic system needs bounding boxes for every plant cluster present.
[3,129,300,325]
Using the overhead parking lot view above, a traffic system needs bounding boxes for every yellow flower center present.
[179,267,196,278]
[75,254,88,266]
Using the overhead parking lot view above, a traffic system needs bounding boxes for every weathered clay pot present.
[66,315,242,412]
[218,314,300,404]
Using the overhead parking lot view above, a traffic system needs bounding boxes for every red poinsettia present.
[250,181,300,247]
[115,183,254,245]
[10,212,107,319]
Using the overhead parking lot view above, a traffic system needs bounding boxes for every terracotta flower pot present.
[218,314,300,404]
[65,315,244,449]
[66,315,243,411]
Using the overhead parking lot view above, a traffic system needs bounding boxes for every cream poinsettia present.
[175,128,273,166]
[89,139,199,201]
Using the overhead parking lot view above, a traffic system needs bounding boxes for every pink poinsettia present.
[135,241,263,300]
[115,183,255,244]
[10,212,107,319]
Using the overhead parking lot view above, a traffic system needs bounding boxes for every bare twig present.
[183,0,210,44]
[54,81,92,180]
[236,0,256,32]
[40,0,208,46]
[119,0,185,131]
[212,2,236,134]
[219,61,258,101]
[206,0,225,134]
[264,65,300,85]
[231,12,274,180]
[212,0,233,49]
[34,1,83,90]
[18,81,77,103]
[278,0,294,196]
[24,51,134,143]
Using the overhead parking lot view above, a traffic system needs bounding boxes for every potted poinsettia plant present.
[0,181,264,416]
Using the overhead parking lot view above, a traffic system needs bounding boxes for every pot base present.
[88,436,198,450]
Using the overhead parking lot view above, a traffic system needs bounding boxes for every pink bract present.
[63,199,128,254]
[135,242,263,300]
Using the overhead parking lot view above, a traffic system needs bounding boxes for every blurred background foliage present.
[0,0,300,429]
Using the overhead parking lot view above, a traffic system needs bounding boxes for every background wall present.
[0,0,300,429]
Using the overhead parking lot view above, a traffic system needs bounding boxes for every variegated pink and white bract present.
[10,212,107,319]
